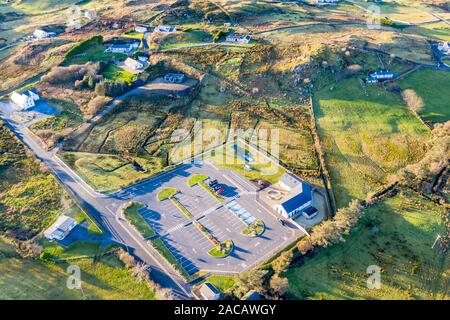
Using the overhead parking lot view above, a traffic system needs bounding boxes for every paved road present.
[0,110,193,299]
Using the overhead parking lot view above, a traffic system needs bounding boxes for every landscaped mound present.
[208,240,234,258]
[241,219,265,237]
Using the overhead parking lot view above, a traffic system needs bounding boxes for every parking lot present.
[113,161,303,275]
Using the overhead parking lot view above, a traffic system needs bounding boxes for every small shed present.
[199,282,221,300]
[44,216,77,241]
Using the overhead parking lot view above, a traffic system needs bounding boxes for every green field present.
[313,78,431,208]
[203,275,237,294]
[285,192,448,300]
[30,99,84,133]
[399,69,450,123]
[60,152,163,191]
[159,29,213,50]
[102,64,138,84]
[63,38,127,66]
[0,122,78,238]
[0,239,156,300]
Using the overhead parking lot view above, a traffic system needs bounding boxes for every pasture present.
[313,78,431,208]
[399,69,450,123]
[285,192,448,300]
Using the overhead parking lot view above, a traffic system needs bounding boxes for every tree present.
[272,250,293,275]
[402,89,424,114]
[82,96,109,116]
[231,268,268,299]
[131,262,150,282]
[269,275,289,297]
[95,81,106,96]
[297,237,314,255]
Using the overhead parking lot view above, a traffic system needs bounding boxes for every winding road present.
[0,112,194,300]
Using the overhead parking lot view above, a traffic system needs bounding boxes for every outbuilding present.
[44,216,77,241]
[199,282,221,300]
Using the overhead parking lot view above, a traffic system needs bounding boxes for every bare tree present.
[269,275,289,297]
[131,262,150,282]
[272,250,293,275]
[402,89,424,114]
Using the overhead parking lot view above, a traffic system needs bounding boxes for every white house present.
[44,216,77,241]
[164,73,185,83]
[137,56,148,62]
[125,57,144,70]
[154,25,176,33]
[316,0,339,4]
[33,29,56,39]
[105,44,134,54]
[135,26,148,33]
[199,282,221,300]
[225,34,251,44]
[438,42,450,55]
[274,173,314,219]
[10,89,40,110]
[84,10,97,20]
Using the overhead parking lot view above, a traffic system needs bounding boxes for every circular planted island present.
[208,240,234,258]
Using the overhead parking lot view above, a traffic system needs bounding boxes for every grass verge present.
[122,202,156,238]
[149,238,190,280]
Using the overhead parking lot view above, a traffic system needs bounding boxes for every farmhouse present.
[10,89,40,110]
[155,25,176,33]
[44,216,77,241]
[316,0,339,4]
[225,34,251,44]
[199,282,221,300]
[125,57,144,70]
[369,70,396,80]
[438,42,450,55]
[105,43,137,54]
[164,73,186,83]
[135,26,148,33]
[84,10,97,20]
[273,173,316,220]
[33,29,56,39]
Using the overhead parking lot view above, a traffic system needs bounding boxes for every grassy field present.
[123,202,156,239]
[0,121,80,239]
[63,40,126,66]
[159,29,212,50]
[60,152,163,191]
[398,69,450,123]
[313,78,431,209]
[30,99,84,133]
[0,239,156,300]
[285,192,448,300]
[101,64,138,84]
[203,275,237,294]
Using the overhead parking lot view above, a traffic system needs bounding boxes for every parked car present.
[208,179,218,187]
[214,187,224,195]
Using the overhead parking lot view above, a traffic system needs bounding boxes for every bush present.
[82,96,109,116]
[42,63,100,85]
